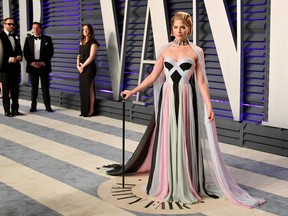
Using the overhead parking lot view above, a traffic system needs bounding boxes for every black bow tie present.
[34,36,41,40]
[8,33,13,37]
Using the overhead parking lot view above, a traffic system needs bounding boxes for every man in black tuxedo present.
[23,21,54,112]
[0,18,23,117]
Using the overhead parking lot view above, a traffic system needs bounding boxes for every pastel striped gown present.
[138,57,201,203]
[107,43,265,208]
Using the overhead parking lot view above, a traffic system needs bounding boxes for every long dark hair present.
[80,23,95,45]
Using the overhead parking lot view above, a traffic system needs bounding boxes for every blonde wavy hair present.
[170,11,192,36]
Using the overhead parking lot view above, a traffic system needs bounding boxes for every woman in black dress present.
[77,24,99,117]
[0,34,3,98]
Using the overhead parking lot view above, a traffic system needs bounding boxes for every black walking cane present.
[121,94,126,188]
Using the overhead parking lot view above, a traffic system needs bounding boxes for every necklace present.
[173,39,189,46]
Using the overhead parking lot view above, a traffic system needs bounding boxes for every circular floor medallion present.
[98,173,232,215]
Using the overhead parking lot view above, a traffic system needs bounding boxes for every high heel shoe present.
[86,111,95,117]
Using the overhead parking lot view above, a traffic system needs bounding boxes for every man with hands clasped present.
[23,22,54,113]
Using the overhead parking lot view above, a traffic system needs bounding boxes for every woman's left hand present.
[77,65,83,73]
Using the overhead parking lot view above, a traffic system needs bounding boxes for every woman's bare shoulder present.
[161,43,176,56]
[157,43,173,56]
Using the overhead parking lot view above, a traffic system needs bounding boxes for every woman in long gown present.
[77,24,99,117]
[112,12,265,208]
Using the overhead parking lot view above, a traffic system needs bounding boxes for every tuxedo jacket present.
[0,31,22,73]
[23,35,54,74]
[0,37,3,70]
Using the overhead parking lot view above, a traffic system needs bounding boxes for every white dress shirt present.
[4,30,15,51]
[34,35,41,60]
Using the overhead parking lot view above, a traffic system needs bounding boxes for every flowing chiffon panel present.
[152,85,170,199]
[203,117,265,207]
[147,57,202,203]
[191,44,265,207]
[175,68,201,203]
[137,129,156,172]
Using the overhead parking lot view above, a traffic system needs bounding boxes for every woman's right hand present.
[77,65,83,73]
[121,90,134,100]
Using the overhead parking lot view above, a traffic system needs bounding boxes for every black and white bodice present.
[163,57,195,84]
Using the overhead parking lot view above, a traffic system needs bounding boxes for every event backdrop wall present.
[0,0,287,157]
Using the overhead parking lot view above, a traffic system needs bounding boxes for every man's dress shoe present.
[46,107,54,112]
[30,107,37,112]
[12,111,23,116]
[5,112,14,117]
